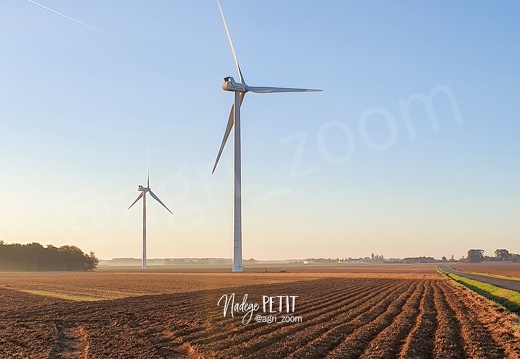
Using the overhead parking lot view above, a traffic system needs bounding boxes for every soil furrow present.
[356,280,426,359]
[166,278,360,344]
[223,280,405,358]
[444,278,520,358]
[399,280,437,359]
[432,280,466,358]
[327,280,419,358]
[48,323,88,359]
[437,280,505,359]
[283,281,411,359]
[190,279,400,353]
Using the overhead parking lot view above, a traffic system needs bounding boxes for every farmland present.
[1,267,520,358]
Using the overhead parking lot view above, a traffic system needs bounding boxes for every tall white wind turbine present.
[128,163,173,269]
[213,0,322,272]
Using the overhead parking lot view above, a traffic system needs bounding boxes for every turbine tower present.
[128,163,173,269]
[212,0,321,272]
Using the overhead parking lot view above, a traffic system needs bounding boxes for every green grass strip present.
[466,271,520,282]
[443,272,520,315]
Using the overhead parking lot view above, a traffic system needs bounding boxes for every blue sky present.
[1,0,519,260]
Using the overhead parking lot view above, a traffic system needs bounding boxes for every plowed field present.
[1,271,519,358]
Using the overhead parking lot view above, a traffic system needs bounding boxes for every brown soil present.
[1,271,519,358]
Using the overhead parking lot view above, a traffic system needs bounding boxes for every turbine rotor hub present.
[222,76,247,92]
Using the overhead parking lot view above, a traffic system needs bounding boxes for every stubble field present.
[1,266,520,358]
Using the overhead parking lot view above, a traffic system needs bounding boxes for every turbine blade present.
[217,0,244,83]
[212,92,245,174]
[248,86,322,93]
[212,105,234,174]
[128,192,144,210]
[149,191,173,215]
[147,153,150,188]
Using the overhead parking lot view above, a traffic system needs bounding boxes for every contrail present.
[24,0,127,43]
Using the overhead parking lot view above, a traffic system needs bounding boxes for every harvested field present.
[450,263,520,279]
[0,266,436,301]
[0,271,319,301]
[1,270,520,358]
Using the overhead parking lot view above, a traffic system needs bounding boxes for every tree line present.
[0,241,98,271]
[466,248,520,263]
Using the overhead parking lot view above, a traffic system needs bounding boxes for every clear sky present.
[1,1,519,260]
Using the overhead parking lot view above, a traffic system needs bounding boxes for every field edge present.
[438,266,520,316]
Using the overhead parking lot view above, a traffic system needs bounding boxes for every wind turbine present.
[128,163,173,269]
[212,0,321,272]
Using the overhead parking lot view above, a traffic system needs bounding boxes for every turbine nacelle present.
[222,76,247,92]
[138,185,150,192]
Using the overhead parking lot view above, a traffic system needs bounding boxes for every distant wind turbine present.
[128,162,173,269]
[212,0,322,272]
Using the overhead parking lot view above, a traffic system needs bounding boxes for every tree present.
[86,251,99,271]
[441,256,447,262]
[494,249,510,261]
[466,249,485,263]
[0,241,98,271]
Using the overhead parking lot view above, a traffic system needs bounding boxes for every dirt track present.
[1,275,520,358]
[439,265,520,292]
